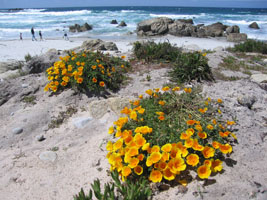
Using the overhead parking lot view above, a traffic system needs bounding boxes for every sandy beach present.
[0,35,235,62]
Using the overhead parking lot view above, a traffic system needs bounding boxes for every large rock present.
[176,19,194,24]
[168,21,196,36]
[23,49,61,74]
[250,74,267,90]
[137,17,173,36]
[118,21,127,27]
[75,39,118,51]
[110,20,118,24]
[226,25,240,34]
[204,22,227,37]
[249,22,260,29]
[69,23,92,32]
[0,61,24,74]
[227,33,247,42]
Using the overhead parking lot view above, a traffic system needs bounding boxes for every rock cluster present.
[69,23,93,32]
[73,39,118,52]
[137,17,247,42]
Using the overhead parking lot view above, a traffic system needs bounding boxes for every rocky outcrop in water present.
[110,20,118,24]
[69,23,93,32]
[118,21,127,27]
[249,22,260,29]
[137,17,247,42]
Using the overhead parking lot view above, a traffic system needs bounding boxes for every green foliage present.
[74,171,152,200]
[24,53,32,62]
[45,51,130,94]
[169,52,213,83]
[133,41,181,63]
[228,39,267,54]
[22,95,36,105]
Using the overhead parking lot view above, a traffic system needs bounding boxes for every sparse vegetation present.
[48,106,78,129]
[133,41,182,63]
[22,95,36,105]
[24,53,32,62]
[228,39,267,54]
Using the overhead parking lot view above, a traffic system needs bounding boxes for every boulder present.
[250,74,267,91]
[0,61,24,74]
[118,21,127,27]
[176,19,194,24]
[227,33,247,42]
[75,39,118,51]
[111,19,118,24]
[23,49,61,74]
[226,25,240,34]
[204,22,226,37]
[249,22,260,29]
[69,23,92,32]
[137,17,173,36]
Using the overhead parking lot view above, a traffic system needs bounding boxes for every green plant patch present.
[22,95,36,105]
[228,39,267,54]
[107,86,237,185]
[44,51,130,94]
[169,52,214,83]
[133,41,182,63]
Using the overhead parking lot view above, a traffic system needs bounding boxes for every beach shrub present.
[44,51,130,94]
[228,39,267,54]
[133,41,181,63]
[106,86,237,185]
[169,51,213,83]
[74,171,151,200]
[24,53,32,62]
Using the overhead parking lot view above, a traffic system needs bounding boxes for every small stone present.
[21,84,29,88]
[39,151,57,162]
[42,125,49,132]
[237,95,257,109]
[36,135,45,142]
[10,112,14,116]
[72,117,93,129]
[12,127,23,135]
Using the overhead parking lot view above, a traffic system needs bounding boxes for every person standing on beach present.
[63,30,69,41]
[20,32,22,40]
[39,30,43,41]
[31,27,37,41]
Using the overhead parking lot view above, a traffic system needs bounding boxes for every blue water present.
[0,6,266,40]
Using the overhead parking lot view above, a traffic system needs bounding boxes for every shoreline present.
[0,35,235,62]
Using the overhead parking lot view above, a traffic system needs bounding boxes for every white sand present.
[0,35,235,62]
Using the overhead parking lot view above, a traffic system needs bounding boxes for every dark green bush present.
[74,171,152,200]
[133,41,181,63]
[169,52,214,83]
[229,39,267,54]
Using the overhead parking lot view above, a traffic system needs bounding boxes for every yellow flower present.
[172,86,180,91]
[195,124,203,132]
[158,100,166,106]
[149,152,162,163]
[68,65,73,71]
[61,81,67,86]
[151,145,160,153]
[217,98,223,103]
[122,166,131,177]
[108,126,114,134]
[92,77,97,83]
[130,110,137,121]
[204,159,212,167]
[91,65,97,70]
[219,144,232,154]
[137,154,144,161]
[76,61,80,66]
[112,66,115,72]
[199,107,208,114]
[197,165,211,179]
[121,55,126,59]
[211,159,223,172]
[128,157,139,168]
[184,88,192,93]
[138,108,145,114]
[134,165,143,175]
[227,120,235,125]
[206,124,214,130]
[126,147,139,157]
[186,154,199,166]
[180,132,191,140]
[145,89,153,96]
[99,81,105,87]
[202,53,207,57]
[202,146,215,158]
[219,131,231,137]
[121,64,124,68]
[96,59,100,63]
[62,76,70,82]
[168,157,186,173]
[81,62,85,66]
[77,77,83,84]
[162,86,170,91]
[78,67,84,71]
[187,120,196,125]
[163,167,175,181]
[184,138,194,148]
[161,144,172,153]
[212,141,220,149]
[142,143,150,151]
[106,141,113,151]
[218,109,222,114]
[198,132,207,139]
[149,170,162,183]
[134,133,146,147]
[156,112,164,116]
[113,139,123,151]
[158,115,165,121]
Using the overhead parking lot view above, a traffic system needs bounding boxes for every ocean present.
[0,6,266,40]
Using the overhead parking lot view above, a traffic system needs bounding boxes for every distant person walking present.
[63,30,69,41]
[31,27,37,41]
[20,32,23,40]
[39,30,43,41]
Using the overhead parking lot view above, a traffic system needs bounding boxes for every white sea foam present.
[149,14,203,19]
[225,20,267,25]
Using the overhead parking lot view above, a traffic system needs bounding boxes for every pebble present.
[36,135,45,142]
[21,84,29,88]
[72,117,93,129]
[12,127,23,135]
[39,151,57,162]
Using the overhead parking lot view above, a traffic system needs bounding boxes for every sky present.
[1,0,267,9]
